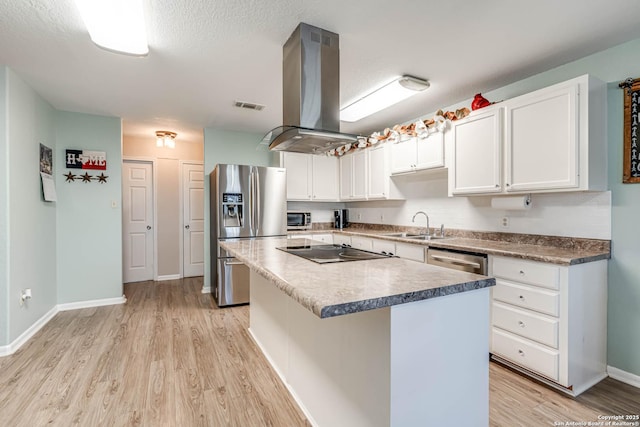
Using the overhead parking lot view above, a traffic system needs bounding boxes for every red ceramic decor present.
[471,93,491,110]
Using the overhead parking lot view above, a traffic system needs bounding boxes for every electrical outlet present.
[357,213,362,220]
[380,214,385,222]
[501,216,510,228]
[111,200,118,208]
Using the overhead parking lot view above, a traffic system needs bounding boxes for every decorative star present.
[64,172,77,182]
[96,173,109,183]
[80,172,92,183]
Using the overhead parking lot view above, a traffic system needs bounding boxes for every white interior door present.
[183,163,204,277]
[123,161,154,283]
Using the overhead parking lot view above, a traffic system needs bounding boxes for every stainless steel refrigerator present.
[210,164,287,306]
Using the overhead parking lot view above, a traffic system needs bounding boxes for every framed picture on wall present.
[620,77,640,183]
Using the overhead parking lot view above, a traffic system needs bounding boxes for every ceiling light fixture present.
[156,131,177,148]
[73,0,149,56]
[340,76,430,122]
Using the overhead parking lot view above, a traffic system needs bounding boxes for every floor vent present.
[234,101,265,111]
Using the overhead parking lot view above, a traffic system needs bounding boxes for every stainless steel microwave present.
[287,211,311,230]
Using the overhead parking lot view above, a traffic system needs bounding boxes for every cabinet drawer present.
[492,302,559,348]
[395,243,425,262]
[333,234,351,246]
[311,233,333,244]
[492,280,559,316]
[372,239,396,255]
[351,236,373,251]
[492,257,560,290]
[492,328,559,381]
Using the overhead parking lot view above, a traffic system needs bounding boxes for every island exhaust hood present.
[264,23,359,154]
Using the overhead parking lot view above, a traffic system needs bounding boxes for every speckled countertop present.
[288,225,610,266]
[220,238,495,319]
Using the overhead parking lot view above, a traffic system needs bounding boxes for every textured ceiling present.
[1,0,640,143]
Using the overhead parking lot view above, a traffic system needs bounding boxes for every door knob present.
[146,225,151,230]
[185,225,190,229]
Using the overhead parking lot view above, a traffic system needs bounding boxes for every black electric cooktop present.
[277,244,394,264]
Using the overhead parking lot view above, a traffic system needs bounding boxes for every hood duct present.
[265,23,359,154]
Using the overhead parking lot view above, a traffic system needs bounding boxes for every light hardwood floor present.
[0,278,638,426]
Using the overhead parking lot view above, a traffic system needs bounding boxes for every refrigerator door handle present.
[249,168,255,235]
[253,171,262,236]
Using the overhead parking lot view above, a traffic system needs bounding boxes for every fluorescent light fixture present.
[74,0,149,56]
[340,76,430,122]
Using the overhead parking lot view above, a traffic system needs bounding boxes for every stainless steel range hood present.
[265,23,359,154]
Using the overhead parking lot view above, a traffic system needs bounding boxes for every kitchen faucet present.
[412,211,430,236]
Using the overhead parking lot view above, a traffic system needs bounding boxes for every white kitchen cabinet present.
[350,235,373,251]
[390,133,445,175]
[451,75,606,196]
[504,76,606,192]
[451,107,503,195]
[339,150,367,201]
[489,255,607,396]
[311,233,333,244]
[332,234,351,246]
[367,144,403,200]
[283,152,312,200]
[312,155,339,201]
[339,145,402,201]
[282,153,339,201]
[395,242,425,263]
[372,239,395,255]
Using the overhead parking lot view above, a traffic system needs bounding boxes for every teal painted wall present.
[5,69,57,343]
[202,128,278,291]
[0,66,8,346]
[55,111,122,303]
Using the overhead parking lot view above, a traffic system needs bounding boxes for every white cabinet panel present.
[284,153,338,201]
[283,152,312,200]
[395,243,425,262]
[391,134,444,175]
[451,107,503,195]
[372,239,395,255]
[353,150,367,199]
[312,156,339,201]
[506,84,578,191]
[350,236,373,251]
[492,328,559,381]
[493,302,559,348]
[332,234,351,246]
[450,75,606,196]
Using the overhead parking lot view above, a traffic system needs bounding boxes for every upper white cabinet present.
[312,155,339,201]
[282,152,339,201]
[451,107,504,195]
[340,150,367,201]
[390,133,445,175]
[450,75,606,196]
[338,145,403,201]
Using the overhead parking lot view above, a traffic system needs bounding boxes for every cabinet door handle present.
[519,295,525,301]
[495,184,499,188]
[147,225,152,230]
[518,321,525,328]
[519,270,525,275]
[518,349,525,357]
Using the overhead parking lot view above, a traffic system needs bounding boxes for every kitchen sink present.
[382,232,447,240]
[405,235,447,240]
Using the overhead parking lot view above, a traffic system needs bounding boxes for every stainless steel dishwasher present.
[426,248,488,275]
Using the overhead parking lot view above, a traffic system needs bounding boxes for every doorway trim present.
[122,156,158,281]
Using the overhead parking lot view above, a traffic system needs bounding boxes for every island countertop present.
[220,237,495,319]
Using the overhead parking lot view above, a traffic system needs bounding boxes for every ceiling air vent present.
[234,101,265,111]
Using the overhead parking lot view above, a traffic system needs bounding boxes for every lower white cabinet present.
[332,234,351,246]
[287,233,333,243]
[395,242,425,263]
[350,235,373,251]
[489,255,607,396]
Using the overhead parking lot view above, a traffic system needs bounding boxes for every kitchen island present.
[220,238,496,427]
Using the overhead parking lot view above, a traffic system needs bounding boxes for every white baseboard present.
[156,274,181,281]
[608,365,640,389]
[58,295,126,312]
[202,286,211,294]
[1,296,127,357]
[0,305,58,357]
